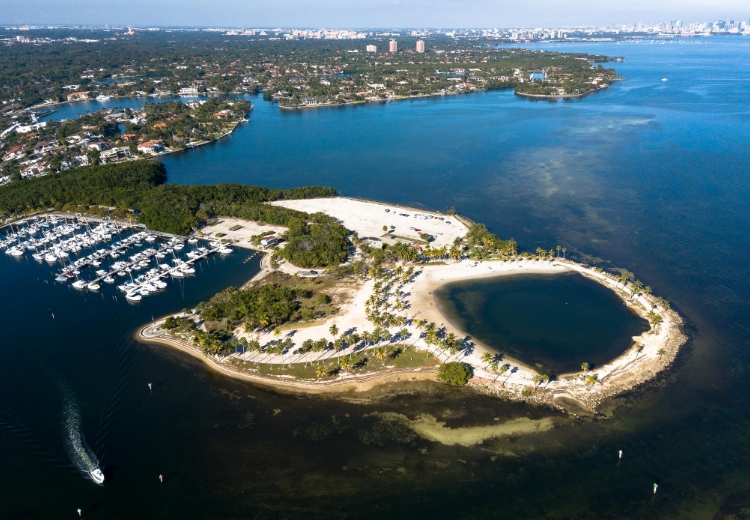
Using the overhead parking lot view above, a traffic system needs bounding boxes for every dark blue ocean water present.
[2,37,750,518]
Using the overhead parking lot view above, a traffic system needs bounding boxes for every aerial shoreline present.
[135,197,686,413]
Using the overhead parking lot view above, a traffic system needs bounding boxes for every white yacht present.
[87,282,101,291]
[72,280,87,290]
[89,468,105,484]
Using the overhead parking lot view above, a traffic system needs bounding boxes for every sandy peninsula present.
[138,197,686,413]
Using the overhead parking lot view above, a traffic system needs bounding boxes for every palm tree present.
[399,328,409,341]
[585,373,599,387]
[339,358,352,373]
[532,374,543,391]
[315,365,328,379]
[634,343,645,357]
[374,346,387,365]
[562,247,567,259]
[273,327,282,338]
[329,323,339,340]
[581,362,590,373]
[556,245,561,257]
[481,351,494,368]
[631,280,643,299]
[657,348,666,357]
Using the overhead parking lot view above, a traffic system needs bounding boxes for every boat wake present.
[62,388,104,484]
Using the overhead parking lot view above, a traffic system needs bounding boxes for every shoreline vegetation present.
[135,196,686,415]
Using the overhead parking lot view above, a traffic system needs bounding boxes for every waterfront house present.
[100,147,134,164]
[137,140,166,155]
[66,91,91,102]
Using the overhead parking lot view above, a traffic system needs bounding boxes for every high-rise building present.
[366,44,377,53]
[389,39,398,53]
[416,39,425,53]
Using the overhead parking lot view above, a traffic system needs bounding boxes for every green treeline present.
[0,161,337,235]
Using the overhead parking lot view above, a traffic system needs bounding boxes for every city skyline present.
[1,0,748,29]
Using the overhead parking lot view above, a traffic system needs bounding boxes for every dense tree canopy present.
[0,160,336,236]
[197,284,300,329]
[437,362,472,386]
[278,215,350,268]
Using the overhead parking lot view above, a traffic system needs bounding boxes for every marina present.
[1,214,234,303]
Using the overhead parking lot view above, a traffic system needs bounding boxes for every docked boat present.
[170,269,185,278]
[72,280,86,290]
[219,246,233,255]
[87,282,101,291]
[103,276,115,284]
[125,292,142,302]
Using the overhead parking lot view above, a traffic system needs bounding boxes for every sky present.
[1,0,748,28]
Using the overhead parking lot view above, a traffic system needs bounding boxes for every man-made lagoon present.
[437,272,649,374]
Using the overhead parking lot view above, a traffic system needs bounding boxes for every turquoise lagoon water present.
[1,37,749,518]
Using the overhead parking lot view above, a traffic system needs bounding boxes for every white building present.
[416,40,425,53]
[366,44,377,53]
[389,39,398,53]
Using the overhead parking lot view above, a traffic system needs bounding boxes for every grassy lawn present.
[227,344,438,381]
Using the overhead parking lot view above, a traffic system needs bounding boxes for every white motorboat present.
[170,269,185,278]
[117,271,127,277]
[89,468,105,484]
[72,280,86,290]
[103,276,115,284]
[87,282,101,291]
[188,237,199,244]
[219,247,233,255]
[180,265,196,274]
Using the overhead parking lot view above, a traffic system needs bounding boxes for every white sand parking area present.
[201,217,286,246]
[270,197,468,248]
